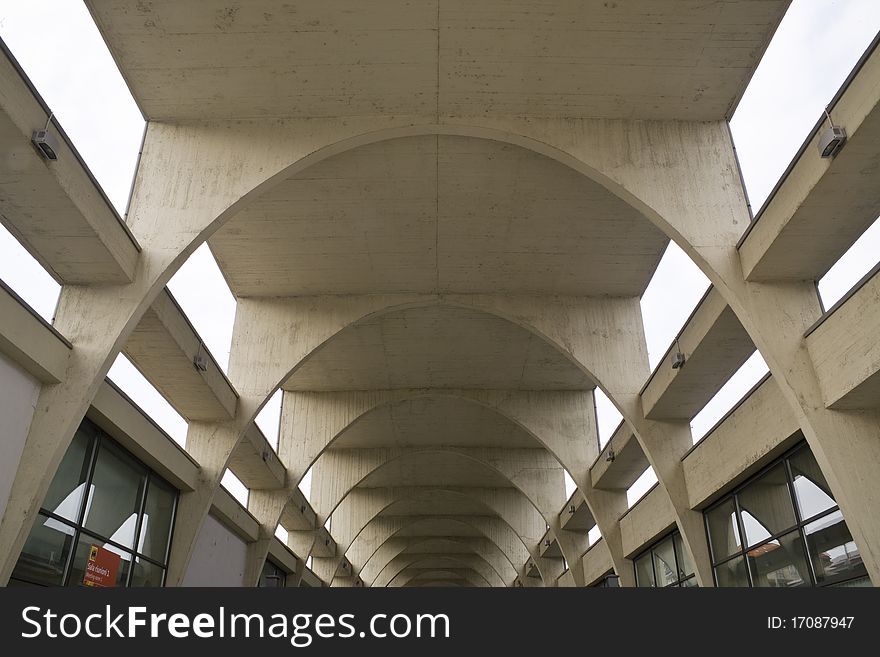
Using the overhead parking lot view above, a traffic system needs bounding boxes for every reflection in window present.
[634,530,697,587]
[704,441,866,587]
[10,418,177,587]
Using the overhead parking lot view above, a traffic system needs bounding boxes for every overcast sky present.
[0,0,878,509]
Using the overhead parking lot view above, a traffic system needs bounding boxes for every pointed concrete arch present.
[327,487,547,586]
[361,536,515,588]
[378,553,501,588]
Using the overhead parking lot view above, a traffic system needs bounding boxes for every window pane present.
[129,558,165,587]
[634,553,654,587]
[673,532,694,579]
[259,561,286,588]
[706,498,741,561]
[653,537,677,587]
[804,510,866,586]
[43,427,93,522]
[11,514,74,586]
[789,448,836,521]
[679,576,698,588]
[141,477,176,563]
[738,464,796,546]
[68,534,130,588]
[747,530,810,588]
[714,556,749,587]
[82,441,146,547]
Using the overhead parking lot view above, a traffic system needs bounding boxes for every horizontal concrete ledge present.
[0,38,139,285]
[0,280,70,382]
[212,486,260,543]
[228,423,285,490]
[641,287,754,420]
[267,538,299,578]
[538,530,562,558]
[591,422,648,491]
[619,485,674,559]
[310,526,337,558]
[559,494,594,531]
[280,487,317,532]
[738,34,880,282]
[581,540,613,586]
[806,265,880,409]
[88,379,199,493]
[683,376,800,509]
[124,288,238,421]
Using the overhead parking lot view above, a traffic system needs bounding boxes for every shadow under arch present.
[379,553,499,588]
[364,535,513,587]
[348,518,522,586]
[330,487,548,585]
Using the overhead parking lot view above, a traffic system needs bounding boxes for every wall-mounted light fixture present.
[193,342,208,371]
[818,106,847,158]
[32,113,59,160]
[671,337,686,370]
[568,504,576,514]
[606,447,616,463]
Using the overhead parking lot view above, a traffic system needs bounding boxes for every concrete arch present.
[363,536,514,588]
[339,513,529,587]
[378,553,501,588]
[10,115,852,588]
[327,487,547,585]
[308,446,571,564]
[399,569,488,588]
[350,522,520,587]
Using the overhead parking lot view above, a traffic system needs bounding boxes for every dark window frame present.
[705,441,866,588]
[632,529,697,587]
[11,418,178,587]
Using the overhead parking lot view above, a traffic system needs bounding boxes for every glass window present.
[43,427,93,523]
[11,419,177,588]
[634,553,654,587]
[737,463,796,546]
[141,477,176,562]
[652,536,678,587]
[706,498,741,561]
[10,513,73,586]
[633,530,698,587]
[804,511,866,586]
[82,441,146,548]
[673,532,694,579]
[706,441,865,588]
[259,560,287,588]
[715,556,749,587]
[789,448,836,521]
[747,530,810,587]
[67,533,131,588]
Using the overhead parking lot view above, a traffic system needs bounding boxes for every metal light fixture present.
[605,447,615,463]
[544,539,551,547]
[671,337,686,370]
[193,342,208,371]
[818,106,846,158]
[31,113,59,160]
[568,504,576,514]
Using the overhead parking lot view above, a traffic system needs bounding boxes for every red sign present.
[83,544,121,588]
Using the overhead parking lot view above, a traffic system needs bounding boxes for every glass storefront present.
[633,530,697,587]
[10,418,178,587]
[705,442,868,587]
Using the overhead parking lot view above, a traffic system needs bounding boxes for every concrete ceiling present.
[86,0,789,120]
[284,305,590,391]
[210,136,667,297]
[331,398,542,449]
[379,494,500,518]
[357,452,517,488]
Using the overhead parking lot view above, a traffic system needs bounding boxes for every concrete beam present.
[806,267,880,409]
[582,541,614,586]
[124,289,238,421]
[279,488,317,532]
[88,379,199,492]
[559,494,594,532]
[591,423,649,491]
[0,40,138,284]
[619,485,675,558]
[227,423,285,490]
[739,38,880,282]
[0,281,70,383]
[641,288,754,420]
[211,485,260,543]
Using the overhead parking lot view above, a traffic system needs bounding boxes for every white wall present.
[0,352,40,520]
[181,513,248,586]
